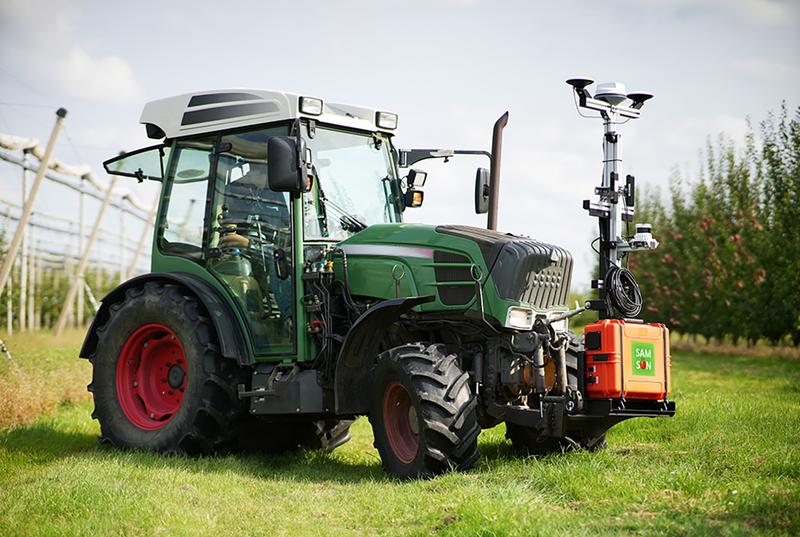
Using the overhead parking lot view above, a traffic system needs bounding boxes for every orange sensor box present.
[584,319,671,401]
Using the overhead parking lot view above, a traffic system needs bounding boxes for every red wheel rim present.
[116,323,187,430]
[384,382,419,464]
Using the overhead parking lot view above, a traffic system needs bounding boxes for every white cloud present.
[0,0,144,104]
[633,0,799,28]
[53,47,143,104]
[732,58,800,82]
[717,0,798,27]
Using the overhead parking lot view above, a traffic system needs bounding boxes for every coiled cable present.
[605,265,643,317]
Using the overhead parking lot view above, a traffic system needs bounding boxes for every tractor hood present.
[436,226,573,310]
[337,224,573,312]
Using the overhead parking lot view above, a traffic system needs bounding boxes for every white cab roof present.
[140,89,395,139]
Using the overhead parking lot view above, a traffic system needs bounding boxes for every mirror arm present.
[397,149,491,168]
[158,146,166,182]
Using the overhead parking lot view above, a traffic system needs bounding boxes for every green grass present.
[1,337,799,536]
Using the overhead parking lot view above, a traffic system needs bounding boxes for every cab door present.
[147,126,295,358]
[204,126,295,357]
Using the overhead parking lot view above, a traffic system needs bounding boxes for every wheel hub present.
[167,364,185,389]
[116,324,187,430]
[383,382,420,464]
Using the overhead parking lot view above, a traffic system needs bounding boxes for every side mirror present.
[268,136,307,194]
[474,167,490,214]
[407,169,427,187]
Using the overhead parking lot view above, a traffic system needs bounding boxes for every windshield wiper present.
[312,164,367,233]
[319,192,367,232]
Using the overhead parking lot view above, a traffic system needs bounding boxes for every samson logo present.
[631,341,656,377]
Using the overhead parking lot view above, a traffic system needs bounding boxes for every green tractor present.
[83,82,674,479]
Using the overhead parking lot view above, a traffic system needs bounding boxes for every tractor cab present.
[104,90,411,358]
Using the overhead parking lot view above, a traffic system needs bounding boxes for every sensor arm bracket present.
[577,94,641,119]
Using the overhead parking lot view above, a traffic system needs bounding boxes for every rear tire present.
[89,282,245,454]
[369,343,480,479]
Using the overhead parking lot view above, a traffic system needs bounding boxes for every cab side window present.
[160,138,214,257]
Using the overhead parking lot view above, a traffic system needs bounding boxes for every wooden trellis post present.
[77,186,85,327]
[0,108,67,301]
[54,175,118,336]
[19,150,29,332]
[127,206,156,276]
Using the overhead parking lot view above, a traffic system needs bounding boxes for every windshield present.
[303,126,401,240]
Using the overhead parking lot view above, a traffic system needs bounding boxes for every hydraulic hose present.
[605,266,643,317]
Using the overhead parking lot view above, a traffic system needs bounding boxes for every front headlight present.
[505,306,534,330]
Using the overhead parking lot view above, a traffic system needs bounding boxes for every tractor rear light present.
[300,96,323,116]
[506,307,534,330]
[376,111,398,130]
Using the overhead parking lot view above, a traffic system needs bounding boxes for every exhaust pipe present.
[488,111,509,231]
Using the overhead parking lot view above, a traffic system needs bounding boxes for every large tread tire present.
[505,332,607,454]
[88,282,246,454]
[369,343,480,479]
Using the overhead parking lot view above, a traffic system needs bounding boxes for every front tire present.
[89,282,245,454]
[369,343,480,479]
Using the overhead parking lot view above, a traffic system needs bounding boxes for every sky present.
[0,0,798,287]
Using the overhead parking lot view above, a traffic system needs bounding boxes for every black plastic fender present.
[79,272,252,365]
[334,295,435,414]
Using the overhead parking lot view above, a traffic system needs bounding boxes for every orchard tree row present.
[629,103,799,344]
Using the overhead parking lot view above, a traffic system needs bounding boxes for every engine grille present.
[433,251,475,306]
[491,240,573,310]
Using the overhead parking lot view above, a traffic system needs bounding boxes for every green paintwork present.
[291,192,308,364]
[336,223,524,324]
[145,132,564,366]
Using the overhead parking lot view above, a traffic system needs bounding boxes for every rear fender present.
[79,272,252,365]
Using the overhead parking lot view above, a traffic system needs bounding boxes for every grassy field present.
[1,332,799,536]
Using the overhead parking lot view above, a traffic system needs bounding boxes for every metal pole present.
[487,112,509,231]
[597,115,621,320]
[54,175,118,336]
[27,224,36,331]
[119,207,126,283]
[5,272,11,336]
[0,108,67,300]
[35,254,42,329]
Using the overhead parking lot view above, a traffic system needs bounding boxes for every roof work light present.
[299,96,323,115]
[376,111,398,130]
